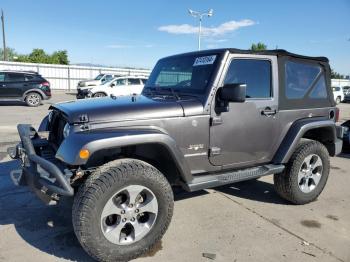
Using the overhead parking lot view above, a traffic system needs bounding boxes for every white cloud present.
[158,19,255,36]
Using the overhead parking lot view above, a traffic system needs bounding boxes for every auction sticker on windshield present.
[193,55,216,66]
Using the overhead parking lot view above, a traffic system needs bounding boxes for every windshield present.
[94,74,104,80]
[144,53,219,94]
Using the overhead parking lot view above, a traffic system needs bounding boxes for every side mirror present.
[220,83,246,103]
[110,83,116,87]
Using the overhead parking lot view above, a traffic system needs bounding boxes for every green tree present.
[51,50,69,65]
[331,68,344,79]
[0,47,19,61]
[27,49,49,63]
[250,42,267,51]
[7,47,70,65]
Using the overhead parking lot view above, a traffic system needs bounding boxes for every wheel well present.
[25,91,43,100]
[85,144,182,185]
[93,91,107,96]
[302,126,335,154]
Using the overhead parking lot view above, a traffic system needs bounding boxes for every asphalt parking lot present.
[0,92,349,262]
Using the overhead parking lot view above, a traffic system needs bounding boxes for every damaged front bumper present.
[8,124,74,203]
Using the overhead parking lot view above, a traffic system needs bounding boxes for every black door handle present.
[261,107,277,116]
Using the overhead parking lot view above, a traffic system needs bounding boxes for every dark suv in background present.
[0,70,51,106]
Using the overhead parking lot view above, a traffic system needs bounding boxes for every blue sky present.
[1,0,349,74]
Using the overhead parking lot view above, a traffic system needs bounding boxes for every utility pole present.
[1,9,6,61]
[188,9,213,51]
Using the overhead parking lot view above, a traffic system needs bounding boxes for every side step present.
[183,164,285,192]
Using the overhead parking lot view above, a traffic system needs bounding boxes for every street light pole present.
[1,9,6,61]
[188,9,213,51]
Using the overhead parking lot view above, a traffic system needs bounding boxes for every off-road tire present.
[25,92,42,107]
[72,158,174,262]
[274,140,330,204]
[93,92,107,98]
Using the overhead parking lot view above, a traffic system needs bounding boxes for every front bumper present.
[76,88,91,99]
[8,124,74,203]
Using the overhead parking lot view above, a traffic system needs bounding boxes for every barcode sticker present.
[193,55,216,66]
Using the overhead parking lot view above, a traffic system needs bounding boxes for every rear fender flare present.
[273,118,336,164]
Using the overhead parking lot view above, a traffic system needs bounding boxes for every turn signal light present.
[79,149,90,159]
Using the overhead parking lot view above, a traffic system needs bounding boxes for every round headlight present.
[63,123,71,138]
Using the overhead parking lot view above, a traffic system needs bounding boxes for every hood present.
[79,79,99,87]
[51,95,204,123]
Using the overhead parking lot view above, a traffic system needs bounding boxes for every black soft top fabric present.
[167,48,328,63]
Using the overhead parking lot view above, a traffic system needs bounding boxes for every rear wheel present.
[274,140,330,204]
[93,92,107,98]
[72,159,174,262]
[25,92,42,107]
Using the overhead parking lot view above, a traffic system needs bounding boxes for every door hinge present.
[210,116,223,126]
[210,147,221,156]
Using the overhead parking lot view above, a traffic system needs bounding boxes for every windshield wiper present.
[144,86,180,100]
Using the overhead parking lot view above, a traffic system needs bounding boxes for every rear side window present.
[285,61,325,99]
[0,72,5,81]
[280,59,331,110]
[5,73,25,82]
[25,75,35,81]
[128,78,141,85]
[224,59,272,98]
[141,79,147,84]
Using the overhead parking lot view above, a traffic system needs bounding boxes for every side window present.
[25,75,35,81]
[224,59,272,98]
[128,78,141,85]
[285,61,324,99]
[105,75,113,81]
[115,79,127,86]
[5,73,25,82]
[0,72,5,81]
[141,79,147,85]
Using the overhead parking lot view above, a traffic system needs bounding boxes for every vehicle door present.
[110,78,128,96]
[2,73,25,97]
[209,54,281,168]
[0,72,6,97]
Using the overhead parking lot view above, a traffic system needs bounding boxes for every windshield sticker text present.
[193,55,216,66]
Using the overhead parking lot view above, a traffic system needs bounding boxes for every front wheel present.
[274,140,330,204]
[93,92,107,98]
[72,159,174,262]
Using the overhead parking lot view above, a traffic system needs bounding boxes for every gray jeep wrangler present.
[8,49,343,261]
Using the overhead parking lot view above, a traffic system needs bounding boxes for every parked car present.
[8,49,343,261]
[342,86,350,95]
[77,73,119,88]
[341,120,350,152]
[332,86,344,104]
[86,76,147,98]
[0,70,51,106]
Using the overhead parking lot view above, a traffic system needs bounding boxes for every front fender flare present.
[55,129,192,183]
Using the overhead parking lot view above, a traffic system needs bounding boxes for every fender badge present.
[188,144,204,151]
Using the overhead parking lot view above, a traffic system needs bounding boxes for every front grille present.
[48,110,67,147]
